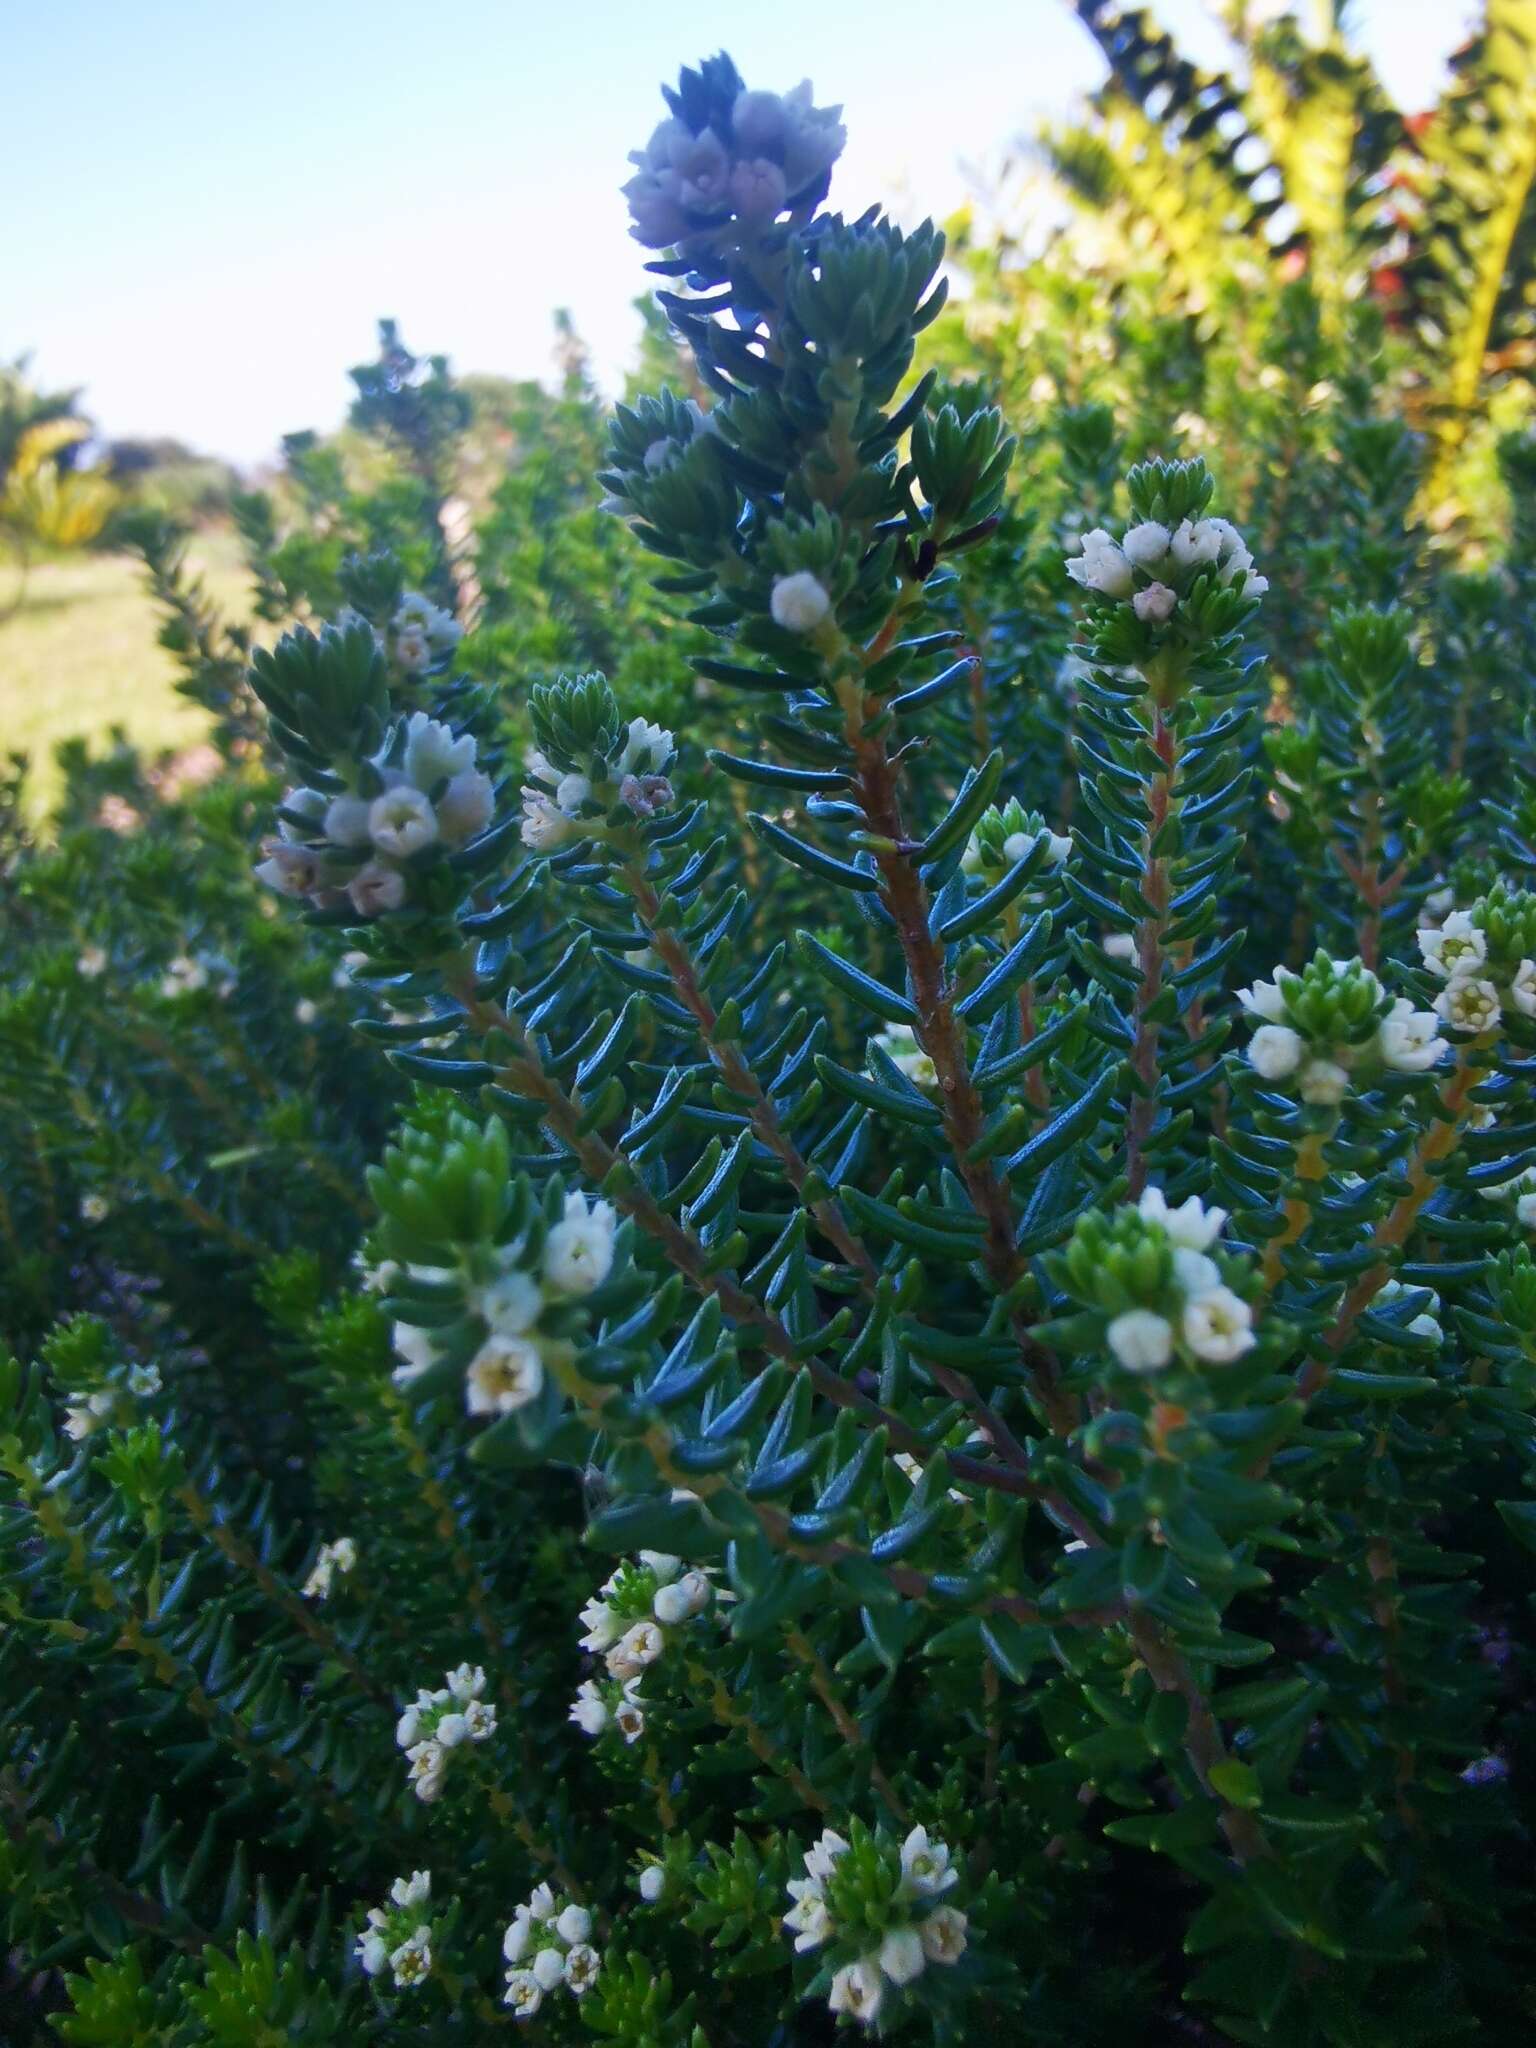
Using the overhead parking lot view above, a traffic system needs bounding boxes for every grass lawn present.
[0,527,252,820]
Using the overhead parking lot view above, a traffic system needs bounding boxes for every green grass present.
[0,528,251,820]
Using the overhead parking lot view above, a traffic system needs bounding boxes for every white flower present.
[1182,1286,1255,1364]
[531,1946,566,1992]
[900,1825,958,1897]
[1121,521,1171,567]
[390,1929,432,1988]
[435,1710,469,1748]
[1409,1312,1444,1343]
[919,1905,968,1964]
[528,1884,557,1923]
[879,1925,927,1986]
[1377,998,1447,1073]
[606,1620,666,1679]
[1435,977,1501,1034]
[620,718,675,776]
[446,1662,486,1702]
[348,861,407,916]
[1519,1192,1536,1231]
[63,1401,105,1442]
[1510,960,1536,1018]
[79,1192,110,1225]
[639,1863,666,1902]
[402,712,475,791]
[732,155,788,220]
[653,1569,711,1625]
[874,1023,937,1090]
[503,1911,533,1963]
[1107,1309,1174,1373]
[578,1598,622,1652]
[1172,1249,1222,1300]
[159,956,209,999]
[805,1829,850,1883]
[569,1681,610,1736]
[391,1322,438,1388]
[369,786,438,859]
[770,570,833,633]
[1137,1186,1226,1250]
[503,1968,542,2016]
[466,1336,545,1416]
[564,1944,601,1996]
[1299,1058,1350,1105]
[1065,527,1133,598]
[1237,976,1287,1022]
[474,1270,542,1337]
[1418,912,1486,982]
[785,1888,833,1952]
[1247,1023,1304,1080]
[614,1693,647,1744]
[519,790,577,851]
[302,1536,357,1600]
[393,592,461,659]
[77,944,107,977]
[828,1956,884,2022]
[322,794,373,847]
[1132,581,1177,623]
[357,1920,389,1976]
[436,769,496,846]
[1170,518,1224,567]
[127,1362,160,1396]
[391,1870,431,1909]
[639,1550,681,1581]
[556,1904,592,1947]
[543,1192,617,1296]
[555,771,592,815]
[1104,930,1137,961]
[406,1740,446,1802]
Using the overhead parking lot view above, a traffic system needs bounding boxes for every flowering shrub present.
[7,37,1536,2048]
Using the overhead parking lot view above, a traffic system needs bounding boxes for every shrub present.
[5,40,1536,2048]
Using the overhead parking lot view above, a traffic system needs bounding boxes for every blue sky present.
[9,0,1474,468]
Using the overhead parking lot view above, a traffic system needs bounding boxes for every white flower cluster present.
[962,815,1071,876]
[1241,963,1445,1103]
[519,720,676,851]
[624,81,845,248]
[1066,514,1268,612]
[395,1662,496,1803]
[502,1886,601,2016]
[1370,1277,1444,1346]
[62,1389,116,1442]
[1478,1160,1536,1232]
[337,591,462,677]
[784,1826,968,2027]
[872,1024,937,1092]
[569,1552,715,1745]
[302,1535,358,1601]
[159,954,232,1000]
[391,1191,618,1417]
[1106,1188,1256,1372]
[356,1869,434,1989]
[391,592,462,676]
[1418,911,1536,1036]
[256,712,495,918]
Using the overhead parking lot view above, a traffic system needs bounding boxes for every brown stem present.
[174,1478,390,1706]
[1125,705,1177,1201]
[1293,1043,1485,1408]
[784,1626,909,1822]
[1128,1612,1269,1865]
[848,728,1078,1437]
[624,864,879,1288]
